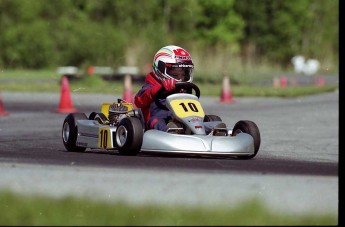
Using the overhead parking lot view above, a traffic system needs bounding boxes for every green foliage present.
[1,20,55,68]
[0,0,339,73]
[54,18,126,67]
[234,0,338,67]
[0,190,337,225]
[196,0,244,45]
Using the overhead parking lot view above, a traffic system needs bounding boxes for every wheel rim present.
[116,125,128,147]
[62,122,70,143]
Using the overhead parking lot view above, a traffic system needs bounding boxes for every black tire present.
[232,120,261,159]
[62,113,88,152]
[88,112,97,120]
[115,117,144,155]
[204,114,222,122]
[134,108,146,131]
[89,112,108,124]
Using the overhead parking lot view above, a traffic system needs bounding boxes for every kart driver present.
[134,45,226,134]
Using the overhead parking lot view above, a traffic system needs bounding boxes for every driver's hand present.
[162,79,176,92]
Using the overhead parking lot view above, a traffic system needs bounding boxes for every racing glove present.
[162,79,176,92]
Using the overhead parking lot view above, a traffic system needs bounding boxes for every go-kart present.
[62,82,261,159]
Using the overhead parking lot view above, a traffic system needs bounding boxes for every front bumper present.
[141,130,255,157]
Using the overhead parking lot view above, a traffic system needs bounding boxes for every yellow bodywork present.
[101,102,134,119]
[170,99,205,118]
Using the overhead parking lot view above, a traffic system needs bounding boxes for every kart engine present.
[108,103,129,125]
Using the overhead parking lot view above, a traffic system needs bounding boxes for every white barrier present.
[57,66,78,75]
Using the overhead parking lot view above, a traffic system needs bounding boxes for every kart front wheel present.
[115,117,143,155]
[62,113,88,152]
[232,120,261,159]
[204,114,222,122]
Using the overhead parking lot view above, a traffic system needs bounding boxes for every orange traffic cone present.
[56,76,77,113]
[315,76,325,87]
[279,76,288,87]
[0,94,9,116]
[87,66,95,75]
[220,74,235,103]
[122,74,133,103]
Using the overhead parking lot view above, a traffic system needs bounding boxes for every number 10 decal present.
[98,128,111,149]
[179,102,199,112]
[170,99,204,118]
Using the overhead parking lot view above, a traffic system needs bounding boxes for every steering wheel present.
[155,82,201,110]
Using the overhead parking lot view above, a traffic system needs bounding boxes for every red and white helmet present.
[152,45,194,83]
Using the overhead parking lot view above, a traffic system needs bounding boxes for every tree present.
[234,0,338,69]
[196,0,244,45]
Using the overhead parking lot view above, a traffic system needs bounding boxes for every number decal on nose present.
[170,99,204,118]
[179,102,198,112]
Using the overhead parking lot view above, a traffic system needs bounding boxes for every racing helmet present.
[152,45,194,83]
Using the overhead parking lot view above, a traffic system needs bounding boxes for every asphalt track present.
[0,90,339,217]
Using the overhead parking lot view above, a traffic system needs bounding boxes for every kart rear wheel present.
[115,117,143,155]
[62,113,88,152]
[232,120,261,159]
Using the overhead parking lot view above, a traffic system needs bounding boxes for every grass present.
[0,190,337,226]
[0,69,338,97]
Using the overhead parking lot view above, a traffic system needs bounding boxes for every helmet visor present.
[165,63,194,82]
